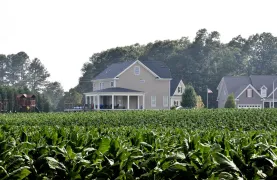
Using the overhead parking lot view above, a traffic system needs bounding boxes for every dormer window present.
[260,86,267,98]
[178,87,182,93]
[246,89,253,98]
[134,66,140,75]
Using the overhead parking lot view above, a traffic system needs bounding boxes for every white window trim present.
[247,89,252,98]
[261,89,267,98]
[163,96,168,107]
[110,81,114,87]
[100,82,104,90]
[151,96,156,107]
[134,66,140,75]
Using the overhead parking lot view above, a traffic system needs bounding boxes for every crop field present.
[0,109,277,179]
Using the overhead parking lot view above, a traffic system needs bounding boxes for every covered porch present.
[83,87,145,110]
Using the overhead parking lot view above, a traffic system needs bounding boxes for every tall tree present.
[27,58,50,92]
[6,52,30,86]
[0,54,7,85]
[43,81,64,111]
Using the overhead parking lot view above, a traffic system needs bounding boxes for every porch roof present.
[84,87,144,95]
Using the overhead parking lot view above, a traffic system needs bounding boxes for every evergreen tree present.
[181,85,197,108]
[224,94,236,108]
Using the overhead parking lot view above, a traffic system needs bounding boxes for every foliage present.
[0,109,276,179]
[0,52,62,111]
[181,85,197,108]
[196,95,204,109]
[27,58,50,92]
[43,81,64,111]
[77,29,277,108]
[225,94,236,108]
[0,86,50,112]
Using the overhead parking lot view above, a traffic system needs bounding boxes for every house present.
[217,75,277,109]
[83,60,184,110]
[170,79,185,107]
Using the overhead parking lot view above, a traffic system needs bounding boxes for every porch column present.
[89,96,92,105]
[85,95,87,104]
[112,95,114,109]
[137,96,140,109]
[97,95,100,110]
[127,95,130,109]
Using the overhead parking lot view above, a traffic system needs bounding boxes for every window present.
[163,96,168,107]
[151,96,156,107]
[174,101,179,106]
[261,87,267,98]
[92,83,96,90]
[247,89,253,97]
[134,66,140,75]
[178,87,182,93]
[110,81,114,87]
[140,79,145,83]
[100,82,104,90]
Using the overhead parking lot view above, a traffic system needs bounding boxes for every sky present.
[0,0,277,91]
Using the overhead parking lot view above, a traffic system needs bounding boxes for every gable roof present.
[221,75,277,98]
[170,79,182,96]
[249,75,277,95]
[223,76,251,97]
[92,60,171,80]
[93,60,136,80]
[140,60,171,78]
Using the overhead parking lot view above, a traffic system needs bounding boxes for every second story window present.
[110,81,114,87]
[134,66,140,75]
[178,87,182,93]
[260,86,267,97]
[100,82,104,90]
[92,83,96,90]
[246,89,253,98]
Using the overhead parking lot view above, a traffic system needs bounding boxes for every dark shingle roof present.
[140,60,171,78]
[170,79,181,96]
[93,87,142,93]
[93,60,136,80]
[223,76,250,97]
[249,75,277,94]
[92,60,171,80]
[223,75,277,97]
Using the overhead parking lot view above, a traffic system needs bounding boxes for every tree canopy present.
[76,29,277,108]
[181,85,197,108]
[225,94,236,108]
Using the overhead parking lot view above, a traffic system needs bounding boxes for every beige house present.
[84,60,184,110]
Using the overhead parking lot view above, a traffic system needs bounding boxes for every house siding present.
[92,79,115,91]
[218,81,228,108]
[236,88,262,105]
[171,96,182,107]
[116,61,170,109]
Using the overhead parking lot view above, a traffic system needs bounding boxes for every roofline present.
[260,85,268,89]
[235,84,263,99]
[91,78,116,82]
[267,87,277,98]
[115,60,160,78]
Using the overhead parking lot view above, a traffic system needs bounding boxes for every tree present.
[43,81,64,111]
[0,54,7,85]
[27,58,50,92]
[196,95,204,109]
[6,52,30,86]
[181,85,197,108]
[224,94,236,108]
